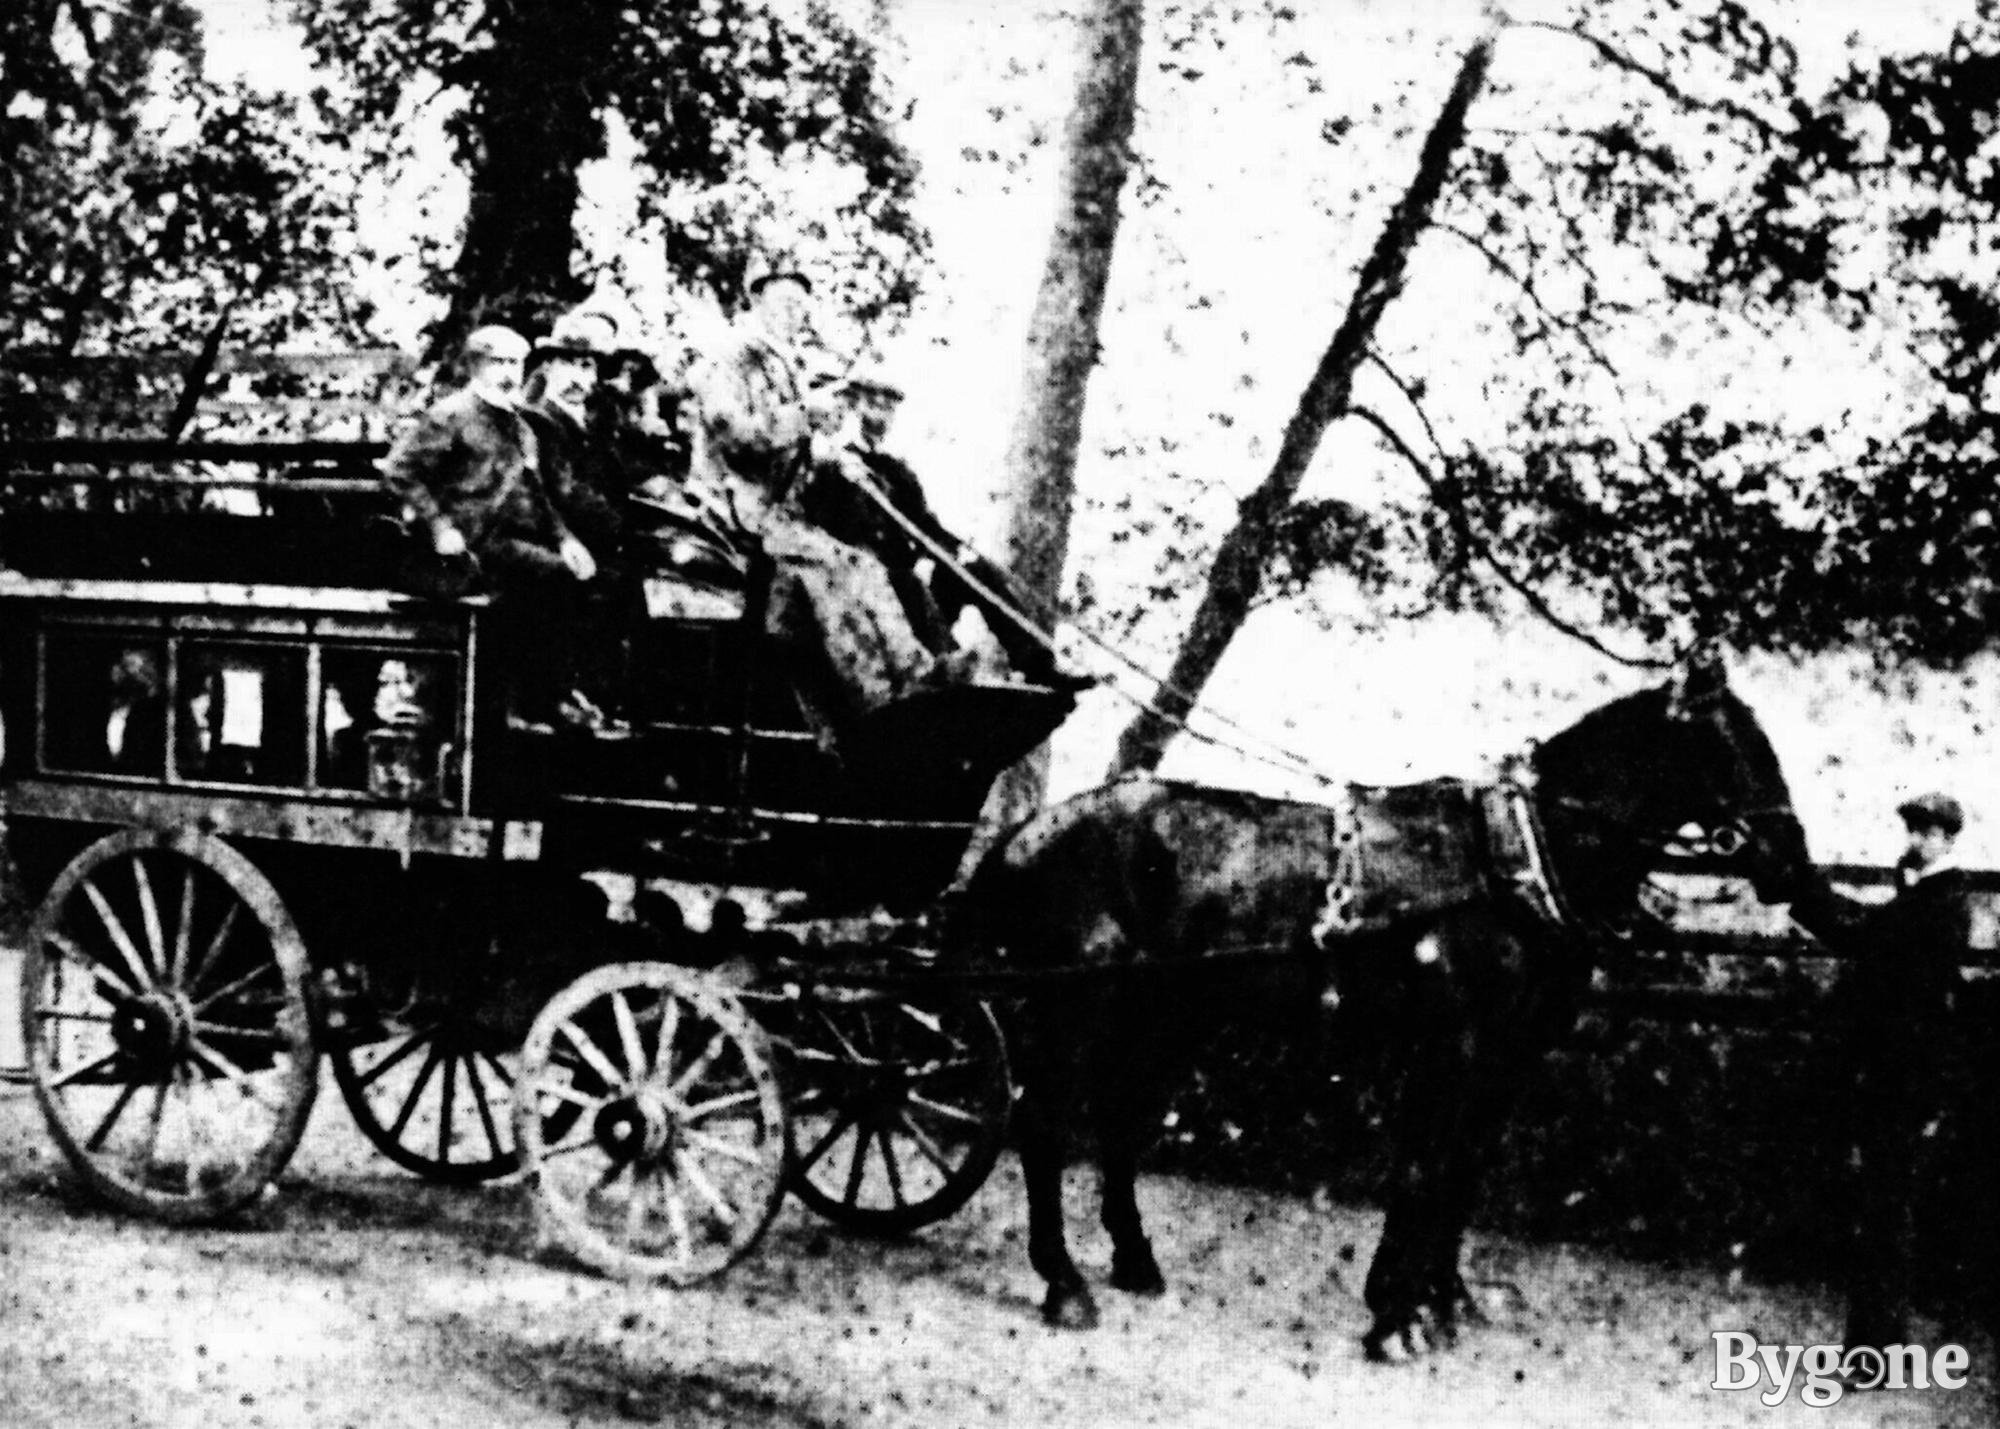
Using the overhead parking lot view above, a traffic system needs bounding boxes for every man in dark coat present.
[1792,792,1974,1355]
[381,325,599,722]
[381,324,595,590]
[801,370,1089,691]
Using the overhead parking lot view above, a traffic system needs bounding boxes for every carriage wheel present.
[513,963,787,1284]
[19,828,319,1221]
[331,1015,520,1184]
[776,990,1011,1235]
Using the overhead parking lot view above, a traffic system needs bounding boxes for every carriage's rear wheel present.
[331,1016,519,1184]
[513,963,787,1284]
[773,990,1011,1235]
[19,828,319,1221]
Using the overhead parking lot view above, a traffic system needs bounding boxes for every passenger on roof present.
[685,264,990,738]
[802,368,1090,692]
[379,324,603,726]
[381,324,596,591]
[523,309,626,566]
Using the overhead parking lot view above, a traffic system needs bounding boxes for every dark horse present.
[961,658,1817,1354]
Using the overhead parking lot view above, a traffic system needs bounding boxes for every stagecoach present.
[0,350,1073,1284]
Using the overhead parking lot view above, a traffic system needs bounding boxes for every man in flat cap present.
[382,324,598,721]
[1792,791,1975,1359]
[382,324,594,588]
[803,368,1090,691]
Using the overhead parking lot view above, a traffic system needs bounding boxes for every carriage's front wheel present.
[513,963,787,1284]
[774,990,1011,1235]
[19,828,320,1221]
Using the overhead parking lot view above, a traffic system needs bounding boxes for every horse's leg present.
[1094,996,1179,1297]
[1363,926,1480,1360]
[1365,916,1538,1359]
[1014,1008,1098,1329]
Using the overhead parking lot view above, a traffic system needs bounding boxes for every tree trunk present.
[1109,20,1499,775]
[960,0,1144,868]
[432,0,619,355]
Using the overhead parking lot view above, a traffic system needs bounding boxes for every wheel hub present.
[594,1091,676,1162]
[110,992,193,1075]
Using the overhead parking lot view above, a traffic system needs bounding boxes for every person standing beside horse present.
[1790,792,1975,1360]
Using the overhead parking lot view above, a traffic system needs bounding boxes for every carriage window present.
[177,644,307,786]
[319,649,457,802]
[43,636,169,778]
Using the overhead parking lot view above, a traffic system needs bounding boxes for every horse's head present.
[1535,653,1816,909]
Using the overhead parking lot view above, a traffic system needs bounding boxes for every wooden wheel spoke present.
[476,1052,515,1089]
[386,1043,445,1143]
[532,1079,608,1113]
[894,1002,964,1055]
[460,1052,507,1161]
[184,900,241,1000]
[80,876,155,990]
[894,1110,957,1178]
[436,1053,458,1166]
[841,1125,870,1205]
[610,992,648,1082]
[676,1149,737,1225]
[356,1029,430,1090]
[906,1092,984,1128]
[48,929,139,996]
[662,1183,694,1267]
[678,1086,760,1124]
[136,1080,170,1169]
[682,1127,763,1168]
[130,858,167,983]
[192,956,276,1014]
[812,1008,868,1064]
[623,1168,653,1248]
[798,1109,857,1173]
[556,1019,627,1092]
[170,865,197,990]
[185,1035,283,1113]
[538,1130,606,1163]
[667,1029,731,1099]
[84,1080,142,1152]
[192,1020,285,1046]
[878,1128,908,1207]
[37,1008,118,1025]
[49,1049,123,1090]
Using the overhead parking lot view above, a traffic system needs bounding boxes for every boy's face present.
[1906,823,1954,869]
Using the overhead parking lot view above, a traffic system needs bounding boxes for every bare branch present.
[1363,348,1446,458]
[1515,19,1788,145]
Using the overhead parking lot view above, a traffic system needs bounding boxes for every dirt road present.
[1,1073,1991,1429]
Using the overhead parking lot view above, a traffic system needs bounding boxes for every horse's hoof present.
[1042,1284,1101,1331]
[1362,1309,1438,1363]
[1110,1249,1167,1297]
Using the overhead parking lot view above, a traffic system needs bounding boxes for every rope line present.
[825,456,1348,789]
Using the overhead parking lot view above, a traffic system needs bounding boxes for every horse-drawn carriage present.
[0,366,1074,1284]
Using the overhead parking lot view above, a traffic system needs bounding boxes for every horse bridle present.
[1543,683,1793,864]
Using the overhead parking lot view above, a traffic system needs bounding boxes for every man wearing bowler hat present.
[1795,791,1975,1358]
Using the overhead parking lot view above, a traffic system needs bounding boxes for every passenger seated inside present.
[100,647,166,777]
[683,266,1002,743]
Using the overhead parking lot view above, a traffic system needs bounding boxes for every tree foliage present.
[0,0,366,385]
[1110,1,2000,771]
[291,0,926,349]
